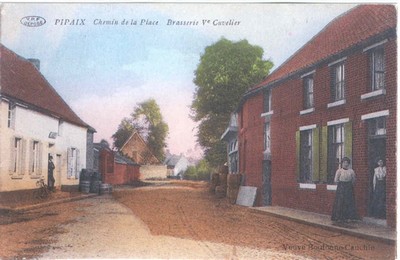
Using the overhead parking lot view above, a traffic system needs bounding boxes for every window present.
[303,76,314,109]
[300,130,313,183]
[58,120,64,136]
[8,102,16,129]
[30,141,41,175]
[10,137,25,177]
[328,124,344,183]
[370,48,385,91]
[296,126,319,184]
[67,147,80,179]
[228,139,238,174]
[263,89,272,113]
[331,63,345,102]
[368,117,386,137]
[264,122,271,153]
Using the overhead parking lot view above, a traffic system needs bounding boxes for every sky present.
[0,3,358,159]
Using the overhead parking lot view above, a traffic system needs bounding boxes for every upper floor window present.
[263,89,272,113]
[303,76,314,109]
[370,48,385,91]
[8,102,16,129]
[331,62,345,102]
[58,120,64,136]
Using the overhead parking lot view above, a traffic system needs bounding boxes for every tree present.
[112,98,169,161]
[191,38,273,167]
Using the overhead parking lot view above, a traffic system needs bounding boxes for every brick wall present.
[239,38,396,227]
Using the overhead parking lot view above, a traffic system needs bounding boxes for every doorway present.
[262,160,272,206]
[367,136,386,218]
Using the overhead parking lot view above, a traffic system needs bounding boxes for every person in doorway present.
[331,157,359,223]
[48,155,55,192]
[371,158,386,218]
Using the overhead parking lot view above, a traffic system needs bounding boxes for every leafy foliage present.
[112,98,169,162]
[191,38,273,167]
[184,159,211,181]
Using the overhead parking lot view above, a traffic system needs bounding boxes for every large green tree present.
[191,38,273,167]
[112,98,169,161]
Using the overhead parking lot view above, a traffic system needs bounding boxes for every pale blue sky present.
[1,3,358,158]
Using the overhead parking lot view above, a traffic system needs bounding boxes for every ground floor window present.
[327,121,352,184]
[10,137,25,177]
[67,147,80,179]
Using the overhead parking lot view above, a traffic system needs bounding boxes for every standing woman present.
[331,157,359,223]
[371,158,386,218]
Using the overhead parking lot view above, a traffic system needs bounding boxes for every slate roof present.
[253,4,396,90]
[164,154,182,167]
[0,44,91,128]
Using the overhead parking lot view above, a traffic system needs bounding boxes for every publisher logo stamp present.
[20,16,46,27]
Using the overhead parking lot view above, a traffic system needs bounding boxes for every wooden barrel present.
[219,173,228,188]
[90,180,101,194]
[215,185,226,198]
[227,174,241,187]
[99,183,112,195]
[80,181,90,194]
[227,186,240,204]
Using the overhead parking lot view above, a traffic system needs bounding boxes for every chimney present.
[28,58,40,70]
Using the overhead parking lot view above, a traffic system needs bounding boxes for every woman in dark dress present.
[331,157,359,223]
[371,159,386,218]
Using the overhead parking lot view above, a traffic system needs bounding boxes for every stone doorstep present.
[249,206,396,245]
[0,193,98,213]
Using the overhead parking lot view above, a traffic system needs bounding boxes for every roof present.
[114,152,139,166]
[0,44,91,129]
[253,4,396,90]
[164,154,182,166]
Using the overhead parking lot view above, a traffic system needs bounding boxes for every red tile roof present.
[0,44,91,128]
[254,4,397,89]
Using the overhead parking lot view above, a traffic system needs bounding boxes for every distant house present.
[165,153,190,178]
[93,142,140,185]
[0,44,95,192]
[119,132,167,179]
[120,131,160,165]
[232,5,396,227]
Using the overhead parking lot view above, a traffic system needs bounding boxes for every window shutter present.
[20,139,27,175]
[344,121,353,164]
[295,130,300,182]
[29,140,34,175]
[312,127,320,182]
[38,142,43,175]
[9,137,15,174]
[67,148,72,179]
[75,149,81,179]
[320,126,328,182]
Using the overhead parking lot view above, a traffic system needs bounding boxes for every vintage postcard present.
[0,2,397,259]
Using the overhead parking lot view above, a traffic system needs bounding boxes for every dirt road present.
[0,181,395,259]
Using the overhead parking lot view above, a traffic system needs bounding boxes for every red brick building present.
[94,143,140,185]
[236,5,396,227]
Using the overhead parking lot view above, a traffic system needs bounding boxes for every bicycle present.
[34,177,51,199]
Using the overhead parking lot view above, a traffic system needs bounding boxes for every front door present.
[262,160,272,206]
[367,137,386,218]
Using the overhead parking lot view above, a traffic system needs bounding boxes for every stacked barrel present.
[227,174,242,204]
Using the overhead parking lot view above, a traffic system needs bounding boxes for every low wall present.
[140,165,168,180]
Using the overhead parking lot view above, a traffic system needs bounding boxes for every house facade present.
[165,153,190,178]
[235,5,396,227]
[0,44,94,192]
[120,131,160,165]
